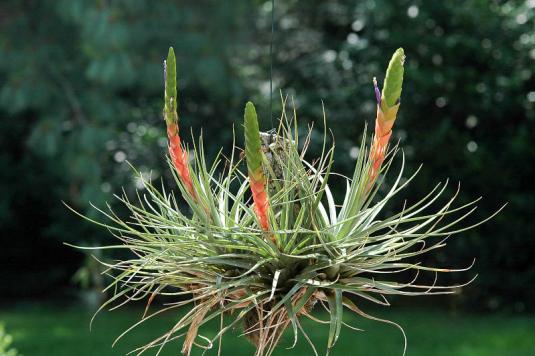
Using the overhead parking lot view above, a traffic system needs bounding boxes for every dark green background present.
[1,0,533,317]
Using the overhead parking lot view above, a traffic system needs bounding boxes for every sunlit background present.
[1,0,534,355]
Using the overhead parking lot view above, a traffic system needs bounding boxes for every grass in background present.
[1,305,534,355]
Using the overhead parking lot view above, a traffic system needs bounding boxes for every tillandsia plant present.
[69,47,502,356]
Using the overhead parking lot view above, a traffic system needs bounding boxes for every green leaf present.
[327,289,343,350]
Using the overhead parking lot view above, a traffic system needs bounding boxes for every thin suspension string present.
[269,0,275,128]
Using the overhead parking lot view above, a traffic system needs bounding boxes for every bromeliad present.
[70,47,501,356]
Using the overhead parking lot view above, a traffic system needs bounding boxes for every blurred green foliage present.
[0,0,533,311]
[0,323,20,356]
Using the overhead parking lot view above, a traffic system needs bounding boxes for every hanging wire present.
[269,0,275,128]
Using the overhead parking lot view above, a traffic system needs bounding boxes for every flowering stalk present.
[367,48,405,191]
[244,102,270,233]
[164,47,197,200]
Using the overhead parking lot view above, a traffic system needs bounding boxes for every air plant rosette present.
[70,47,502,356]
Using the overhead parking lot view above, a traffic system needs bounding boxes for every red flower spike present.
[164,47,198,201]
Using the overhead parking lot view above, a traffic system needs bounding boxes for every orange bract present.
[250,177,269,231]
[167,122,197,200]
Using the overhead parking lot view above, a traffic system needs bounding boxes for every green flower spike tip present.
[164,47,178,125]
[381,47,405,109]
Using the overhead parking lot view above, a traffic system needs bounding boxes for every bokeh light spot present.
[467,141,478,152]
[407,5,419,18]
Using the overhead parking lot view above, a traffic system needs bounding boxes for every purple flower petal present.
[373,77,381,105]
